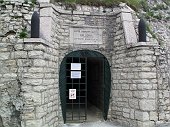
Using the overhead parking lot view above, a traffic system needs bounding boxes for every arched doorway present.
[59,50,111,123]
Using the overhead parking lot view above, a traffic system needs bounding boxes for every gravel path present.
[62,121,123,127]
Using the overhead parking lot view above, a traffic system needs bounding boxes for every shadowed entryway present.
[59,50,111,123]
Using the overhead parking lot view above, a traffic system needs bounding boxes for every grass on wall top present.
[53,0,143,11]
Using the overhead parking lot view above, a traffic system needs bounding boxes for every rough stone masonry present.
[0,0,170,127]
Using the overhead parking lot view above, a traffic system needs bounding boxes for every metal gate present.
[59,50,111,123]
[66,57,87,122]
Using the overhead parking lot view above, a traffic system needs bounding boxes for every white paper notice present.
[71,63,81,70]
[71,71,81,79]
[69,89,76,99]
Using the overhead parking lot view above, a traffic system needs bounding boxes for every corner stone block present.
[139,99,156,111]
[40,17,52,42]
[121,12,137,44]
[40,7,53,17]
[121,12,133,22]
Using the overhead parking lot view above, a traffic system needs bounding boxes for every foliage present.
[24,0,28,4]
[31,0,37,4]
[54,0,142,10]
[140,0,149,12]
[146,24,157,40]
[0,0,4,4]
[164,0,170,5]
[152,4,168,10]
[19,28,28,39]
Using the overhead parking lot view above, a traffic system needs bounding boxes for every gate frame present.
[59,50,111,123]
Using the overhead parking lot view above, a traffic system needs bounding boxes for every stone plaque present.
[70,27,103,44]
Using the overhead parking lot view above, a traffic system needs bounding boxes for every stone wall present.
[1,1,170,127]
[48,3,118,124]
[0,1,35,127]
[112,42,159,127]
[110,8,158,126]
[16,39,59,127]
[156,43,170,125]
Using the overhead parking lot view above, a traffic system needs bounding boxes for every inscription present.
[70,27,103,44]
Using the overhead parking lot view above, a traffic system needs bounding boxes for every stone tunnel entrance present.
[59,50,111,123]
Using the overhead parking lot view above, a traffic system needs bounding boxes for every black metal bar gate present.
[66,57,87,122]
[59,50,111,123]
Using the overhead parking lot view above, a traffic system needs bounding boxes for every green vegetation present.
[146,24,157,39]
[30,0,37,7]
[19,28,28,39]
[164,0,170,5]
[24,0,37,8]
[55,0,143,11]
[31,0,37,4]
[0,0,4,4]
[152,4,168,11]
[24,0,28,4]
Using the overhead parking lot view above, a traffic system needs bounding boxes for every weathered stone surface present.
[135,110,149,121]
[139,99,156,111]
[0,1,170,127]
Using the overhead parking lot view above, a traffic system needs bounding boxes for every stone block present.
[28,67,44,73]
[40,7,53,17]
[136,55,153,62]
[130,109,135,119]
[135,110,149,121]
[123,112,130,118]
[40,17,52,41]
[130,84,137,90]
[33,86,47,92]
[28,51,44,59]
[0,52,10,60]
[3,73,17,78]
[137,50,154,55]
[124,91,132,97]
[23,112,36,119]
[12,51,27,59]
[17,59,33,67]
[139,99,156,111]
[121,12,133,22]
[23,73,44,79]
[132,79,150,84]
[25,119,43,127]
[34,59,46,67]
[129,98,139,109]
[123,108,130,113]
[123,21,137,44]
[139,72,156,79]
[24,79,42,86]
[137,84,152,90]
[148,91,156,99]
[43,79,55,85]
[150,112,158,121]
[133,91,148,99]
